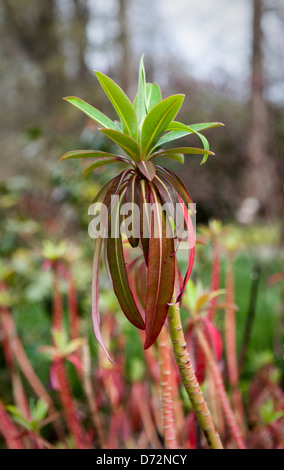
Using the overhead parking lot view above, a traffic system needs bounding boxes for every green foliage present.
[63,55,222,168]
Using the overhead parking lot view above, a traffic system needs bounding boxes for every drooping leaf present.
[153,122,223,163]
[63,96,120,131]
[158,167,193,206]
[91,171,132,362]
[60,150,128,162]
[140,94,184,158]
[107,194,145,330]
[137,161,156,182]
[100,128,140,162]
[153,172,180,224]
[146,83,162,111]
[144,185,175,349]
[83,157,126,176]
[123,174,140,247]
[136,55,147,127]
[175,193,195,303]
[139,179,151,266]
[95,71,138,139]
[164,122,210,164]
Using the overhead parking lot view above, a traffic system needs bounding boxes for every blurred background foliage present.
[0,0,283,448]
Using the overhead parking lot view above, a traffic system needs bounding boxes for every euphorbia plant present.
[61,56,224,448]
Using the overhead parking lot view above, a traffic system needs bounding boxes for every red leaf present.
[137,160,156,182]
[123,174,140,247]
[144,184,175,349]
[107,192,145,331]
[139,179,151,266]
[175,193,195,303]
[91,171,132,362]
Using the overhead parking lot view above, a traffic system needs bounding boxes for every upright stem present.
[56,358,89,449]
[197,328,246,449]
[157,325,178,449]
[167,299,223,449]
[225,257,246,433]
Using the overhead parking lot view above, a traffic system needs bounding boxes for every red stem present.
[56,358,90,449]
[197,328,246,449]
[157,326,178,449]
[0,399,24,449]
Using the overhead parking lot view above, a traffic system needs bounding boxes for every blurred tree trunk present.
[117,0,132,95]
[1,0,66,110]
[244,0,280,218]
[72,0,90,84]
[1,0,91,110]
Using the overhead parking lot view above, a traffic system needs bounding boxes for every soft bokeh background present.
[0,0,283,449]
[1,0,283,224]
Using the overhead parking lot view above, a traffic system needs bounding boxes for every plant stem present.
[0,399,24,449]
[225,257,246,433]
[167,299,223,449]
[196,328,246,449]
[208,240,220,321]
[56,358,89,449]
[81,341,107,448]
[239,265,260,373]
[157,325,178,449]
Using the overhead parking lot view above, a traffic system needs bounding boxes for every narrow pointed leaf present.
[60,150,128,162]
[157,167,193,210]
[150,152,184,164]
[63,96,120,131]
[107,196,145,330]
[83,157,126,176]
[141,94,184,157]
[146,83,162,111]
[100,128,140,161]
[123,174,140,247]
[154,122,209,157]
[167,121,225,132]
[152,147,214,158]
[136,55,147,127]
[175,193,195,303]
[144,185,175,349]
[139,179,151,266]
[137,161,156,182]
[153,172,180,222]
[91,172,131,362]
[95,71,138,139]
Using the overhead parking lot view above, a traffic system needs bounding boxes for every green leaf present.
[95,71,138,139]
[63,96,120,131]
[6,405,32,430]
[150,152,184,164]
[164,122,211,164]
[60,149,128,162]
[83,157,126,176]
[32,400,48,421]
[137,161,156,182]
[141,94,184,158]
[136,55,147,127]
[146,83,162,111]
[153,147,214,158]
[144,185,175,349]
[100,128,140,161]
[107,195,145,330]
[154,122,224,163]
